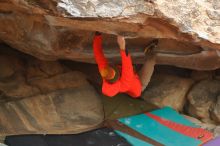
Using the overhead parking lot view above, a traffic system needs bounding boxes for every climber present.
[93,32,141,98]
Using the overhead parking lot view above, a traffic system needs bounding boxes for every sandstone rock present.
[216,69,220,80]
[142,74,194,111]
[29,71,89,93]
[0,44,80,100]
[1,1,220,135]
[0,72,41,99]
[0,0,220,71]
[0,55,14,79]
[62,61,102,86]
[26,61,49,80]
[0,45,39,99]
[0,46,25,80]
[213,126,220,138]
[0,73,104,136]
[191,71,214,81]
[102,94,157,120]
[1,84,40,100]
[210,95,220,123]
[187,79,220,119]
[183,115,203,125]
[201,118,217,125]
[56,0,220,48]
[0,136,5,144]
[26,58,78,94]
[26,59,66,80]
[184,115,216,131]
[0,46,104,135]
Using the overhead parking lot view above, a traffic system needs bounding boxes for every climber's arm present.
[117,36,134,83]
[93,32,108,71]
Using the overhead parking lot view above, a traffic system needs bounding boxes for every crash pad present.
[5,128,131,146]
[115,107,213,146]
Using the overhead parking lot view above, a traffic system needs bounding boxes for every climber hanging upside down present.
[93,32,142,98]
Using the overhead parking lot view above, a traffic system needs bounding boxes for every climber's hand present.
[95,31,102,36]
[117,36,125,50]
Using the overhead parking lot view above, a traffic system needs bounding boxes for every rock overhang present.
[0,0,220,70]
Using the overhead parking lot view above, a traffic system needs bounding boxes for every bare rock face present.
[0,88,103,136]
[213,126,220,138]
[103,93,157,120]
[184,115,216,131]
[191,71,214,81]
[210,95,220,123]
[0,46,41,100]
[187,79,220,121]
[0,45,104,135]
[57,0,220,45]
[0,0,220,70]
[142,74,194,111]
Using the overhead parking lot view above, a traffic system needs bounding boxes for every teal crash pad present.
[116,107,203,146]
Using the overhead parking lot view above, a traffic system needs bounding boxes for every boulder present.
[0,87,104,135]
[191,71,214,81]
[26,59,67,80]
[0,136,5,143]
[184,115,216,131]
[102,94,157,120]
[0,55,15,79]
[142,74,194,111]
[216,69,220,80]
[0,61,43,99]
[0,44,80,100]
[0,46,104,135]
[187,79,220,120]
[29,72,88,93]
[210,95,220,123]
[0,70,104,136]
[0,0,220,70]
[213,126,220,138]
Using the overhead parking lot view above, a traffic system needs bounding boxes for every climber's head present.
[100,66,120,83]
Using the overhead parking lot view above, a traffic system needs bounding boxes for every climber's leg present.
[138,39,158,91]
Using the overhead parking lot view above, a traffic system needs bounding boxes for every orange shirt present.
[93,35,141,98]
